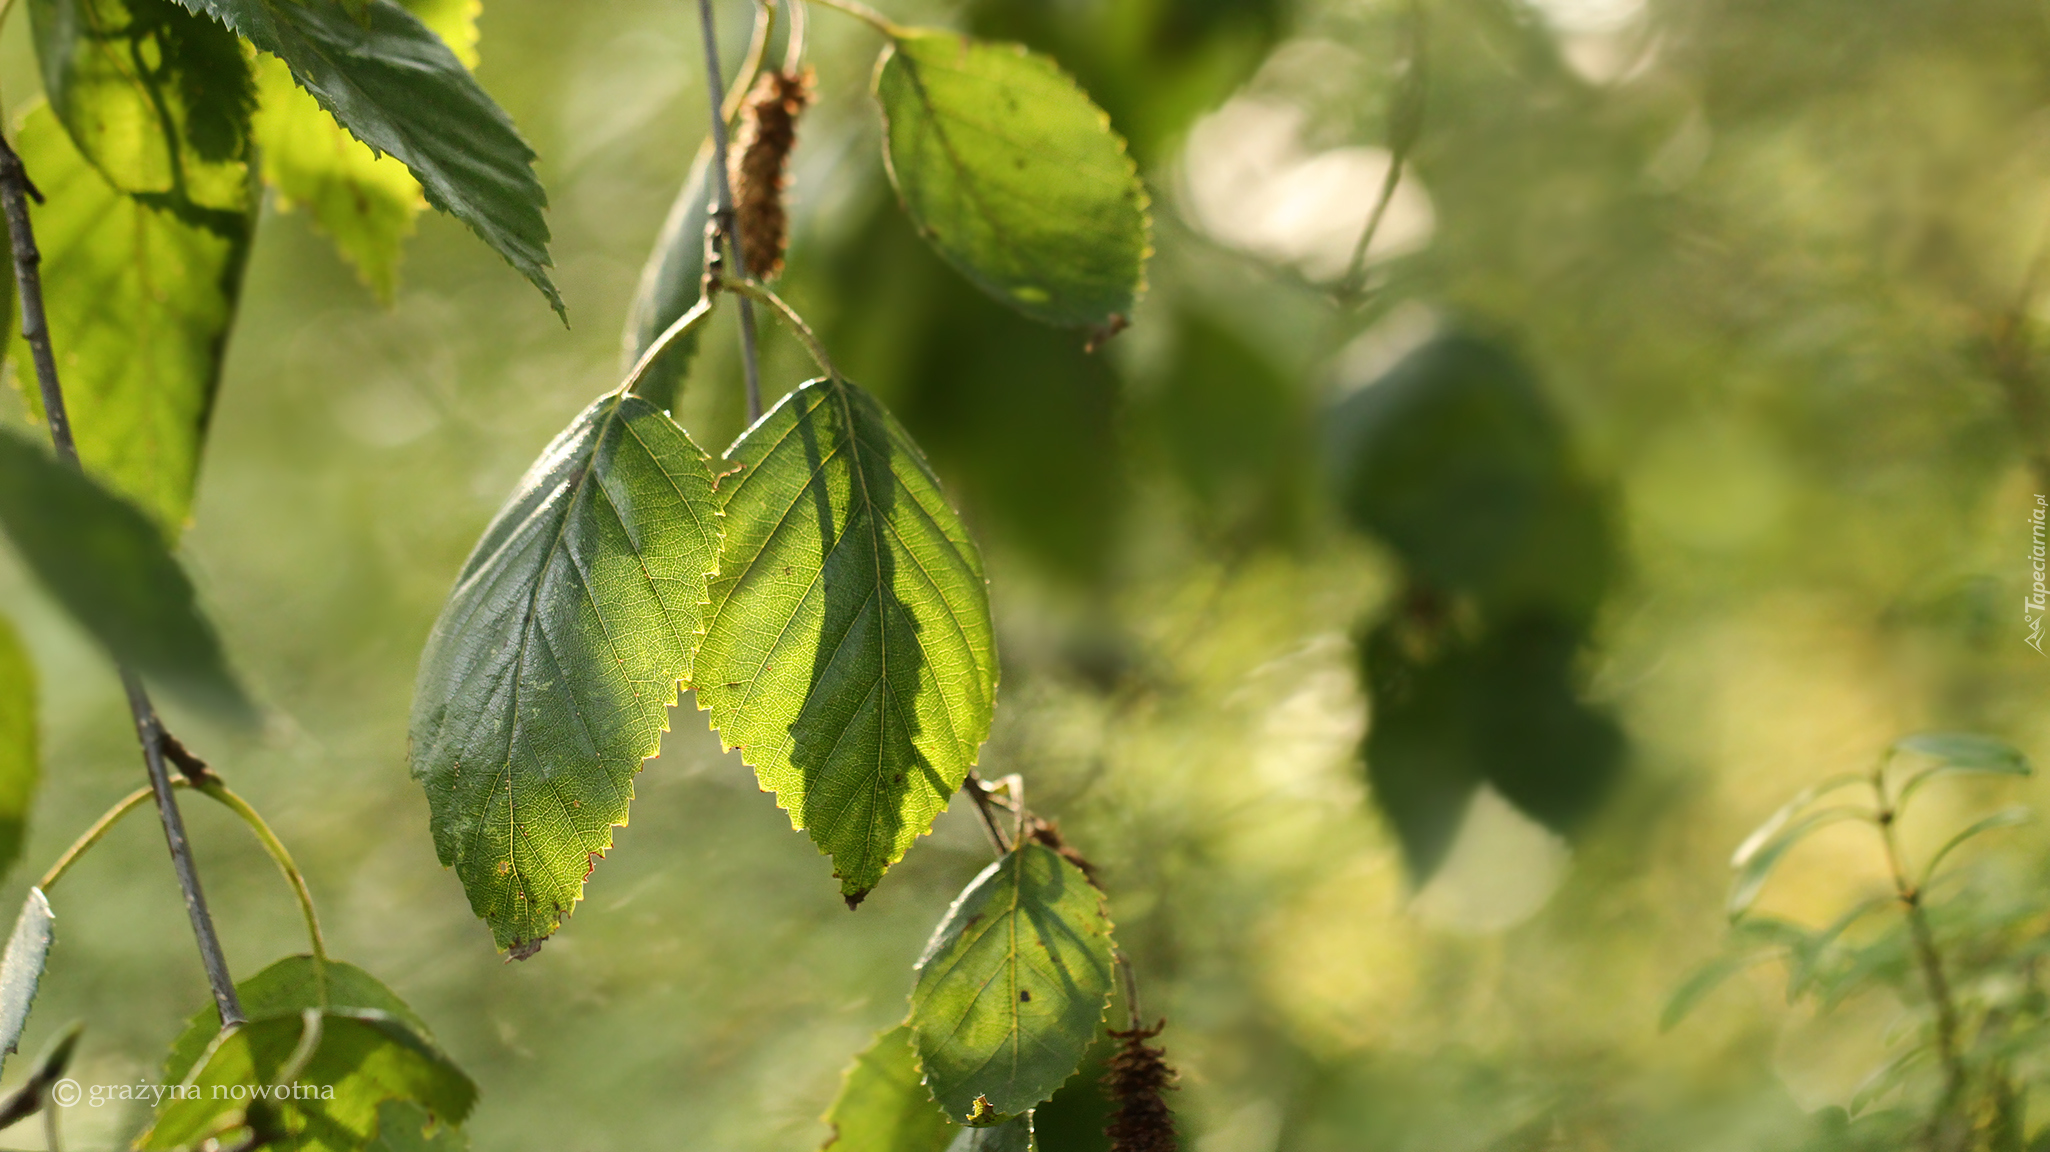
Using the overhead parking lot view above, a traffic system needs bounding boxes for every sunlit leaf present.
[1727,807,1867,919]
[621,148,712,411]
[0,890,53,1068]
[0,428,253,721]
[908,844,1113,1125]
[874,29,1150,331]
[410,392,721,953]
[10,104,255,533]
[695,376,997,904]
[249,0,480,302]
[173,0,560,316]
[365,1100,468,1152]
[0,619,34,877]
[144,955,473,1152]
[820,1025,954,1152]
[947,1113,1034,1152]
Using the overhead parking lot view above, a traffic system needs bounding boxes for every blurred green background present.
[3,0,2049,1148]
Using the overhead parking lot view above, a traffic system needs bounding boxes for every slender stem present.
[1116,951,1144,1029]
[1337,159,1405,298]
[961,772,1012,857]
[715,276,839,380]
[732,1,776,123]
[802,0,897,35]
[1871,772,1966,1137]
[624,297,717,396]
[1338,0,1425,301]
[195,783,327,963]
[0,129,245,1028]
[694,0,765,422]
[38,784,165,892]
[783,0,807,73]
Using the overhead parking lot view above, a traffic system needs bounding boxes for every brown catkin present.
[728,68,813,281]
[1103,1020,1178,1152]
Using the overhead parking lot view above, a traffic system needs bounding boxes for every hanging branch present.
[1337,0,1427,303]
[0,131,246,1028]
[694,0,767,421]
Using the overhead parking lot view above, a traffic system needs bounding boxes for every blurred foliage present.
[0,0,2046,1148]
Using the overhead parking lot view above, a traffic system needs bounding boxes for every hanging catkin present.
[728,68,813,281]
[1103,1020,1178,1152]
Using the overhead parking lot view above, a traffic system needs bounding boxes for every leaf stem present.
[801,0,898,36]
[715,276,841,381]
[624,297,717,397]
[1870,770,1967,1141]
[1337,0,1426,302]
[962,772,1013,856]
[0,129,246,1028]
[194,782,328,964]
[38,785,166,892]
[694,0,766,422]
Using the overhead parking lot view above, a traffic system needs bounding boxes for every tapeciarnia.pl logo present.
[2029,494,2047,655]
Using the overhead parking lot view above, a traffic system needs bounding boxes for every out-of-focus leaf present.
[1328,332,1614,624]
[621,148,712,412]
[1727,807,1867,919]
[0,619,34,877]
[0,889,53,1067]
[0,428,253,721]
[172,0,560,316]
[0,1022,81,1128]
[410,392,720,953]
[146,955,472,1152]
[1893,733,2031,808]
[1919,806,2032,883]
[1659,952,1762,1032]
[1730,772,1868,869]
[1786,895,1894,1002]
[30,0,253,206]
[947,1113,1034,1152]
[696,377,996,905]
[1357,612,1624,881]
[365,1100,468,1152]
[10,104,255,533]
[874,29,1150,331]
[1848,1045,1929,1117]
[820,1025,954,1152]
[908,844,1113,1124]
[249,0,480,302]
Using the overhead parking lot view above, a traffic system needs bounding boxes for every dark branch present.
[0,130,245,1028]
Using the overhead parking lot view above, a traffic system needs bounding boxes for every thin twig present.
[0,130,245,1028]
[694,0,766,422]
[1117,950,1144,1028]
[714,275,839,379]
[196,782,328,964]
[1337,0,1426,302]
[1870,767,1967,1144]
[802,0,897,35]
[962,772,1012,857]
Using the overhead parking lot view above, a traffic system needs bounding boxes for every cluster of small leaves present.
[1665,734,2050,1151]
[1326,331,1623,879]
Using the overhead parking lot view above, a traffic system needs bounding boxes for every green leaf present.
[172,0,560,317]
[1727,807,1866,919]
[620,148,712,411]
[1893,733,2031,808]
[249,0,480,302]
[144,956,473,1152]
[946,1113,1034,1152]
[908,844,1113,1125]
[694,376,997,904]
[1659,952,1761,1032]
[0,889,53,1069]
[29,0,255,209]
[0,619,35,877]
[365,1100,467,1152]
[0,428,253,721]
[820,1025,954,1152]
[1729,772,1868,870]
[1920,806,2032,884]
[874,29,1150,331]
[410,392,721,953]
[10,103,255,533]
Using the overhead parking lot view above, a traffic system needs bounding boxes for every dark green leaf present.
[947,1113,1034,1152]
[172,0,560,316]
[621,148,712,412]
[0,427,253,721]
[0,618,35,877]
[10,104,255,533]
[249,0,481,302]
[908,844,1113,1125]
[1728,807,1866,919]
[0,889,53,1068]
[410,392,721,952]
[820,1025,954,1152]
[874,29,1150,330]
[145,956,472,1152]
[695,376,997,904]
